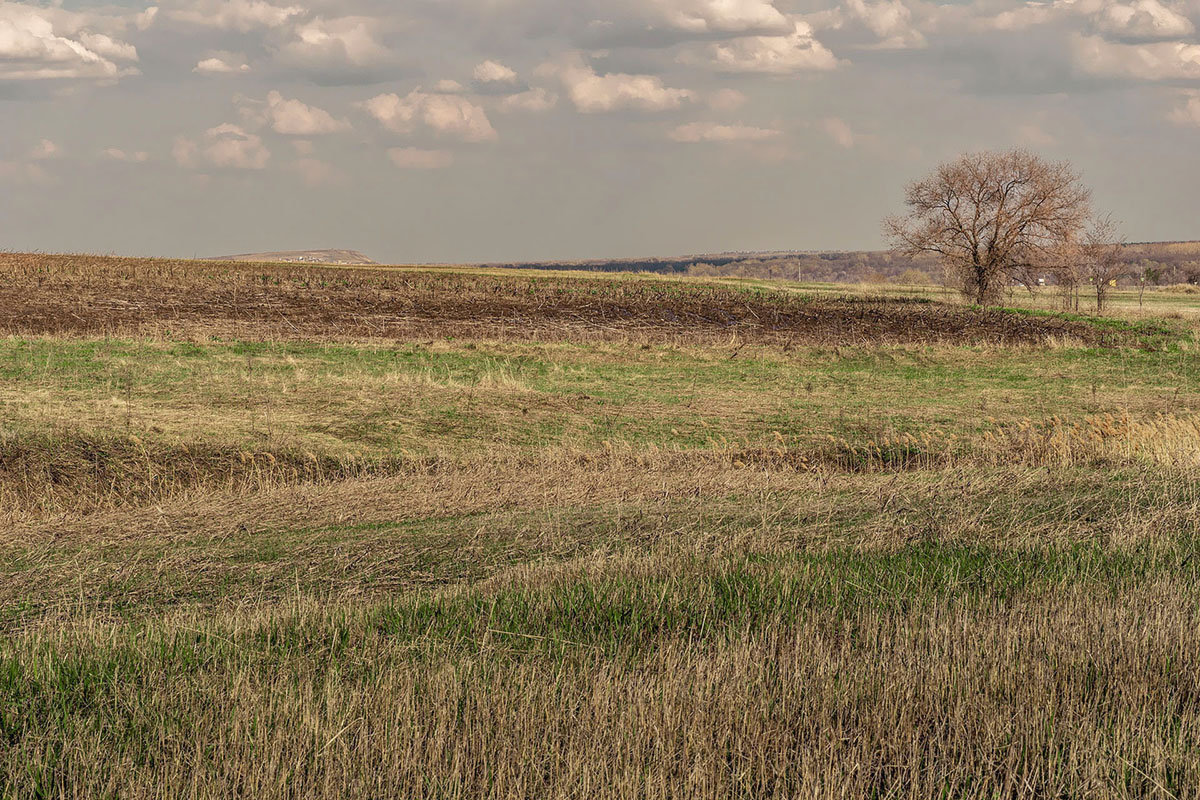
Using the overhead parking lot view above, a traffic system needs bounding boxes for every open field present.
[3,254,1200,797]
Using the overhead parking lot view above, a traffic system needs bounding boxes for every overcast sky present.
[2,0,1199,262]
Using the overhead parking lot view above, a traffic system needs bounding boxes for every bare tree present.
[884,150,1092,306]
[1077,215,1126,313]
[1138,262,1163,307]
[1055,256,1082,312]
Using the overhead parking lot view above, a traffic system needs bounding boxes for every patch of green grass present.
[1002,305,1187,347]
[2,334,1199,475]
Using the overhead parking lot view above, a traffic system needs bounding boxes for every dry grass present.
[3,254,1200,797]
[5,556,1200,798]
[812,411,1200,472]
[3,457,1196,630]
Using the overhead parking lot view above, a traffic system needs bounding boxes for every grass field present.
[3,253,1200,798]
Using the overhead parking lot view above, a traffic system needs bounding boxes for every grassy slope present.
[2,261,1200,798]
[2,336,1197,453]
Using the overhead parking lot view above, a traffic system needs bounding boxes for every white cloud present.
[1168,90,1200,125]
[257,90,350,135]
[646,0,791,34]
[1093,0,1194,41]
[167,0,303,31]
[276,16,392,70]
[1072,34,1200,80]
[77,32,138,62]
[388,147,455,169]
[499,87,558,112]
[103,147,150,162]
[174,123,270,170]
[0,2,140,81]
[474,59,518,83]
[670,121,780,141]
[135,7,159,31]
[362,90,497,141]
[821,117,856,148]
[194,56,251,74]
[840,0,926,49]
[972,0,1195,42]
[434,79,466,93]
[544,55,694,112]
[703,19,839,73]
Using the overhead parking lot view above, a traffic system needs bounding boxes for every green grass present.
[2,336,1198,461]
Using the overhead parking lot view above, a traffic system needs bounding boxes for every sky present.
[1,0,1199,263]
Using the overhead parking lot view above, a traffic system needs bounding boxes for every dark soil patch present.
[0,254,1123,347]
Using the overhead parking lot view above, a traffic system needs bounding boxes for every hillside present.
[485,241,1200,286]
[207,249,376,265]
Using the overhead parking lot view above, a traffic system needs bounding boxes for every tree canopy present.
[885,150,1093,306]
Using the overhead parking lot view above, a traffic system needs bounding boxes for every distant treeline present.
[486,242,1200,287]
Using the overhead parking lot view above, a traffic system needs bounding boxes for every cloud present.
[700,20,839,73]
[577,0,793,45]
[274,15,394,79]
[103,147,150,162]
[973,3,1057,33]
[970,0,1194,42]
[362,89,497,141]
[1093,0,1194,42]
[388,147,454,168]
[255,90,350,135]
[543,55,694,112]
[0,2,140,81]
[434,79,466,93]
[29,138,58,159]
[839,0,926,49]
[135,7,159,31]
[174,123,270,170]
[77,32,138,62]
[1072,34,1200,80]
[474,59,518,84]
[166,0,303,32]
[670,121,781,141]
[1168,90,1200,124]
[499,87,558,112]
[647,0,791,35]
[194,56,251,74]
[0,159,50,183]
[821,117,855,148]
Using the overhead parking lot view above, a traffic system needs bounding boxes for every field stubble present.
[0,253,1150,347]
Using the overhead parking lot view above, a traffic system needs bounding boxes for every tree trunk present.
[974,263,989,306]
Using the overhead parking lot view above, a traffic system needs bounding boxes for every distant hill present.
[208,249,376,266]
[485,241,1200,286]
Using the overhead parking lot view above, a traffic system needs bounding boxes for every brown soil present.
[0,253,1118,346]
